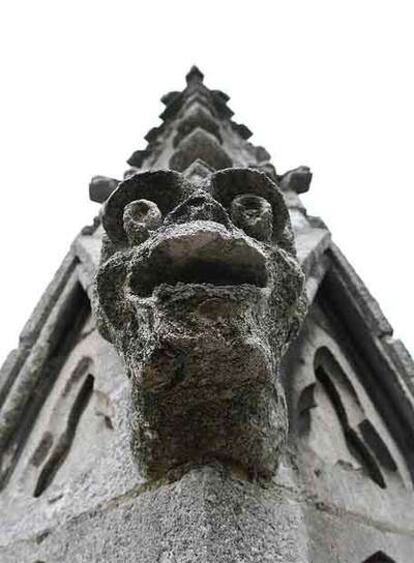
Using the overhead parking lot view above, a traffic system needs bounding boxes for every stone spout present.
[94,167,306,479]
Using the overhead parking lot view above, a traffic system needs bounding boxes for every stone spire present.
[126,65,269,177]
[90,66,312,203]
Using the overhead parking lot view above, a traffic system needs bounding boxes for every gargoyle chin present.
[94,167,306,478]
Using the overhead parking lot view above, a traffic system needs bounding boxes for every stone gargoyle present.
[93,168,306,479]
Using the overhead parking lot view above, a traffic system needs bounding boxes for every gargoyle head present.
[94,168,306,478]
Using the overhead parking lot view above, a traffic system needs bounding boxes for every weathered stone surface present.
[94,167,306,479]
[0,330,140,547]
[173,104,222,147]
[0,465,310,563]
[284,295,414,559]
[183,158,215,184]
[304,506,414,563]
[0,268,85,482]
[170,128,233,172]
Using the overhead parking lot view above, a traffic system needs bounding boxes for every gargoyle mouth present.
[128,227,268,298]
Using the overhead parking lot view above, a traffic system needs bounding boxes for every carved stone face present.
[94,168,306,478]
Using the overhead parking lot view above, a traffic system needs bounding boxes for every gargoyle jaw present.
[127,224,269,298]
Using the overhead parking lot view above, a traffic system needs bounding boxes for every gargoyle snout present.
[165,191,231,228]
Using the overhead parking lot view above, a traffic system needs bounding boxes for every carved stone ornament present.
[94,167,306,478]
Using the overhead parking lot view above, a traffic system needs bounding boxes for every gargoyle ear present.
[102,170,192,245]
[209,168,289,240]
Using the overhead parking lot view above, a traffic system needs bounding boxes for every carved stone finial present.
[94,168,306,479]
[89,175,120,203]
[185,65,204,85]
[278,165,313,194]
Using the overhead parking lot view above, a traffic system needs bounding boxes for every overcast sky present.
[0,1,413,365]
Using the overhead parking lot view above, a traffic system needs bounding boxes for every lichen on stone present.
[94,167,306,479]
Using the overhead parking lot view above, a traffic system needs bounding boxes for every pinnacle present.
[109,68,286,186]
[185,65,204,85]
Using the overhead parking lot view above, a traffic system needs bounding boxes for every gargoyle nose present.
[165,191,231,227]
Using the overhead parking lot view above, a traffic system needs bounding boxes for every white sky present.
[0,1,413,365]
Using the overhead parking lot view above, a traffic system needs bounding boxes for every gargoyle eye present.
[230,194,273,242]
[123,199,162,246]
